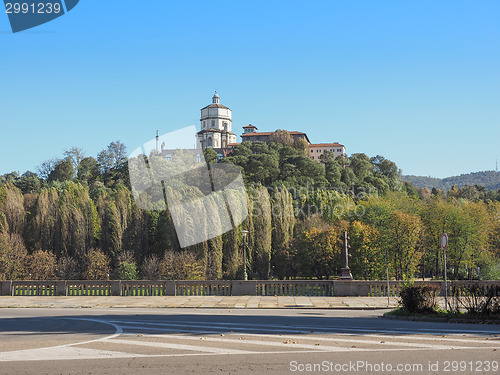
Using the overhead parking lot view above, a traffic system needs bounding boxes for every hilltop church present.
[164,92,346,161]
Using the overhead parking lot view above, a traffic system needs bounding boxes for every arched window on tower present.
[207,137,213,147]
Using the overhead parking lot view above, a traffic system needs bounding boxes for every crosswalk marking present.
[0,346,145,362]
[0,317,498,362]
[117,329,492,351]
[118,334,355,352]
[105,338,256,355]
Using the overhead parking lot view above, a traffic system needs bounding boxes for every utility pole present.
[242,230,249,281]
[385,248,390,307]
[441,231,449,311]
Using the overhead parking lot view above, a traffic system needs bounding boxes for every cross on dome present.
[212,91,220,104]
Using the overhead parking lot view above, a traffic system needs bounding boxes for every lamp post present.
[385,248,390,307]
[242,230,249,281]
[441,232,449,311]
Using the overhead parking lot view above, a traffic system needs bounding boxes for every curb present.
[0,304,395,310]
[383,312,500,325]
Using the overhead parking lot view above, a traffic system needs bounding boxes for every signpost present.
[441,233,449,310]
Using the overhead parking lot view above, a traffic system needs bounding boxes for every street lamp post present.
[242,230,249,281]
[385,248,390,307]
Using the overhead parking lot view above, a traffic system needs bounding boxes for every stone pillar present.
[111,281,122,296]
[0,281,12,296]
[55,281,67,296]
[165,281,176,296]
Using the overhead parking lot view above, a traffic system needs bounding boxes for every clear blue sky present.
[1,0,499,178]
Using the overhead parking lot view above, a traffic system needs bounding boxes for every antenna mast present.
[156,130,159,153]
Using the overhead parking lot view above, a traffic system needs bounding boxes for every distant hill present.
[402,171,500,191]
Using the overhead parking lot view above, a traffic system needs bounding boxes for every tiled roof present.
[242,124,257,129]
[309,143,345,148]
[201,103,230,110]
[241,131,307,137]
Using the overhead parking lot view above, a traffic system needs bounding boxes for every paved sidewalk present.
[0,296,397,309]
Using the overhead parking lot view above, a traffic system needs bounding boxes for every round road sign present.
[441,233,448,249]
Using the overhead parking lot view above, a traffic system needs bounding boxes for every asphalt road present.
[0,308,499,375]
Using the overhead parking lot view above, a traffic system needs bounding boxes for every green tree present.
[349,221,384,280]
[77,157,100,184]
[63,147,85,171]
[293,137,309,155]
[114,251,138,280]
[48,160,75,183]
[295,221,346,279]
[389,210,424,281]
[269,129,294,147]
[203,148,218,164]
[251,186,272,279]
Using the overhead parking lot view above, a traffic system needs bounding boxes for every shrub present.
[57,256,80,280]
[160,251,204,280]
[82,249,110,280]
[0,233,27,280]
[399,284,441,313]
[113,251,138,280]
[115,262,139,280]
[450,283,500,316]
[140,255,161,280]
[25,250,57,280]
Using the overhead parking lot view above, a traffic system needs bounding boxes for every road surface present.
[0,308,498,374]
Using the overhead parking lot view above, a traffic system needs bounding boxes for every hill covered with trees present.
[403,171,500,191]
[1,139,499,282]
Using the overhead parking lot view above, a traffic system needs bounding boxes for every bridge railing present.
[256,281,334,296]
[1,280,499,297]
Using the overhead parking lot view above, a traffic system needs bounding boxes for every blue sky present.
[1,0,499,178]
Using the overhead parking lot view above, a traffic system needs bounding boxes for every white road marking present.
[0,318,125,362]
[0,346,144,362]
[114,335,354,352]
[117,327,493,351]
[105,338,256,355]
[106,318,500,336]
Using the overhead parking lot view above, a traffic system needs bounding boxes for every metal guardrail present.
[1,280,499,297]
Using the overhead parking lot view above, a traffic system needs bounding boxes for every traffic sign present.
[441,233,448,249]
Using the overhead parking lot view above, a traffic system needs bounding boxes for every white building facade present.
[197,92,237,149]
[308,143,346,161]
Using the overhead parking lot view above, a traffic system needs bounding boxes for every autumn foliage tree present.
[389,210,424,282]
[25,250,57,280]
[82,249,110,280]
[349,221,384,280]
